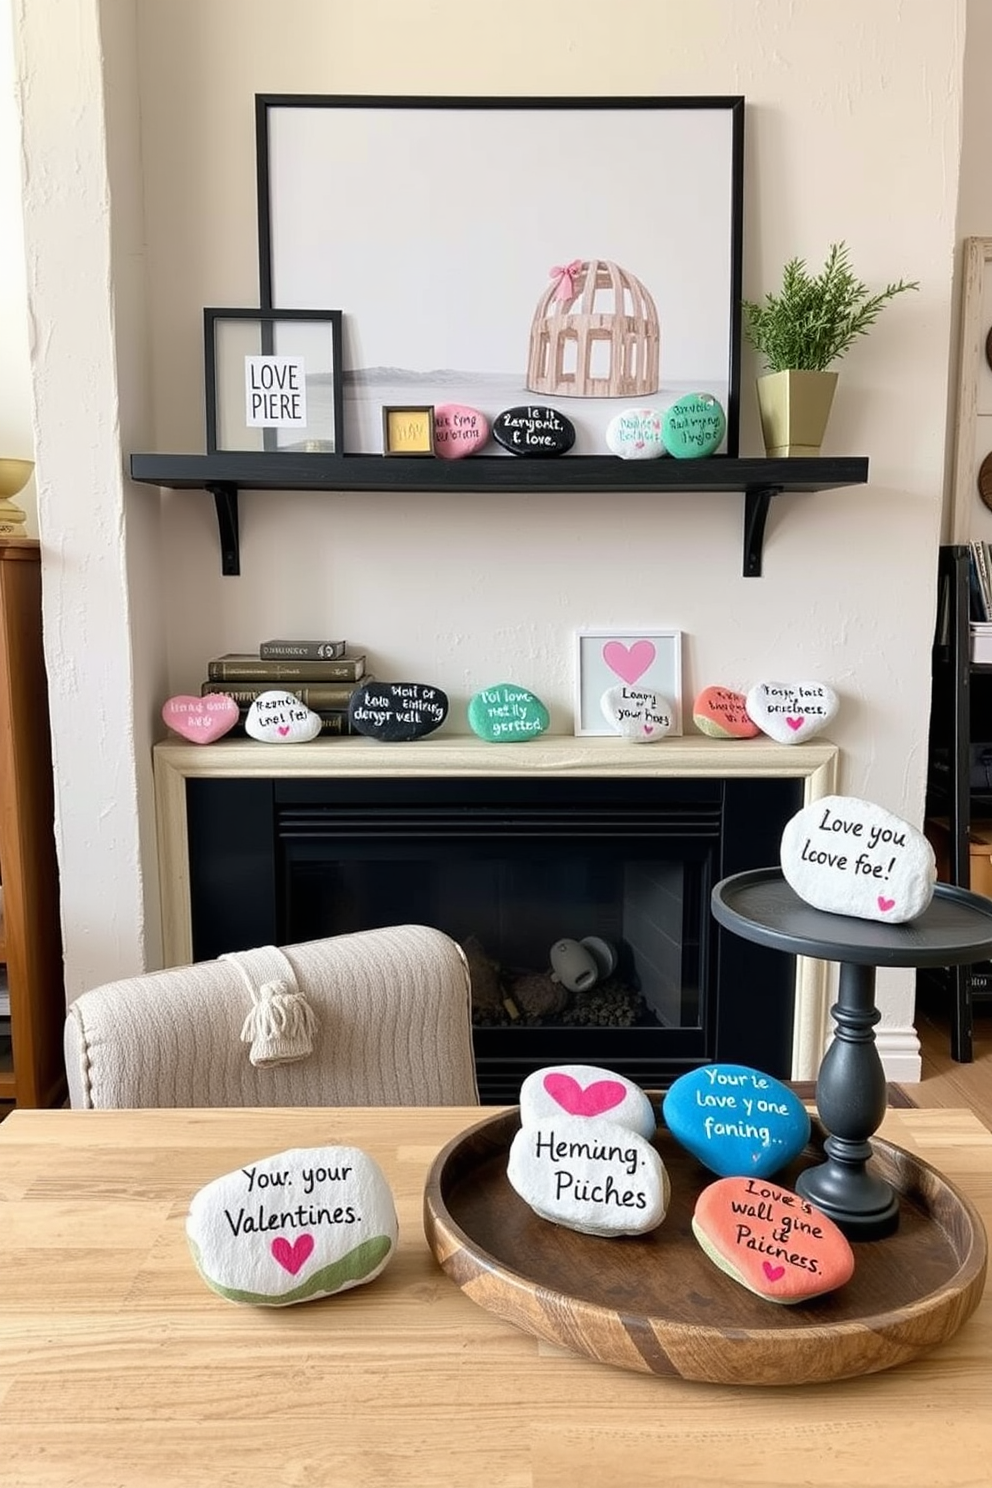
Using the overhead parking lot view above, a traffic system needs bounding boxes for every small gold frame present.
[382,405,435,456]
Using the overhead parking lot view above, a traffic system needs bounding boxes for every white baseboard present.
[876,1027,922,1083]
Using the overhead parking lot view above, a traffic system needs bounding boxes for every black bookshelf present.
[129,451,869,577]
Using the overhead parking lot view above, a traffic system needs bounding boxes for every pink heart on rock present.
[786,717,804,731]
[543,1072,626,1117]
[878,896,896,912]
[602,639,656,686]
[271,1234,314,1275]
[762,1261,786,1282]
[161,693,239,745]
[433,403,489,460]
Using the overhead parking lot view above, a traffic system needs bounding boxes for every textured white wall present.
[11,0,973,1077]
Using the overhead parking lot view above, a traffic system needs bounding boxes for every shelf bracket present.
[742,484,783,577]
[206,482,240,576]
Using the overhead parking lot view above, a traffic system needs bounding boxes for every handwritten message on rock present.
[519,1064,656,1139]
[781,795,936,924]
[692,1176,855,1304]
[600,684,675,743]
[692,685,760,740]
[245,689,323,744]
[186,1145,398,1306]
[467,683,550,742]
[604,406,666,460]
[508,1114,669,1237]
[162,693,239,744]
[492,405,576,457]
[663,1064,810,1178]
[433,403,489,460]
[744,681,839,744]
[348,681,448,741]
[661,393,726,459]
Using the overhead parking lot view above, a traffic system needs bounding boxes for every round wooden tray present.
[422,1106,987,1386]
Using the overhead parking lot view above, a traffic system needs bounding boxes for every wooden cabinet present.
[0,539,65,1108]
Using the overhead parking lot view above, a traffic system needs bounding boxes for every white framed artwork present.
[574,629,683,737]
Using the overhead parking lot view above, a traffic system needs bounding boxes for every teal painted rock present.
[468,683,550,742]
[662,393,726,458]
[186,1145,398,1306]
[662,1064,811,1179]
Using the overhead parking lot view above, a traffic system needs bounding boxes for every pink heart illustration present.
[278,725,290,736]
[643,725,654,735]
[878,896,896,913]
[634,439,645,449]
[762,1261,785,1282]
[271,1233,314,1275]
[602,639,656,686]
[786,716,804,731]
[543,1072,626,1117]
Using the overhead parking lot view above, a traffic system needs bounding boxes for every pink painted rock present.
[162,693,239,744]
[432,404,489,460]
[693,685,761,739]
[692,1175,855,1304]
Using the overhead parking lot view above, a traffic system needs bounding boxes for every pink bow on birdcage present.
[549,259,583,302]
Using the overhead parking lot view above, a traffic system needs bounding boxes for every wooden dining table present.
[0,1104,989,1488]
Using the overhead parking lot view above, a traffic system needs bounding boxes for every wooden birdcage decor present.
[526,258,660,398]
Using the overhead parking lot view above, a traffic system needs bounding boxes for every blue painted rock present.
[468,683,550,742]
[348,681,448,741]
[186,1145,398,1306]
[744,681,839,744]
[693,685,761,739]
[507,1114,670,1237]
[605,406,666,460]
[781,795,936,924]
[519,1063,656,1138]
[433,403,489,460]
[600,684,675,742]
[662,1064,810,1178]
[692,1176,855,1304]
[492,405,575,456]
[661,393,726,458]
[245,689,323,743]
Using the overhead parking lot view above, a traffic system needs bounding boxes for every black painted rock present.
[348,682,448,741]
[492,405,575,456]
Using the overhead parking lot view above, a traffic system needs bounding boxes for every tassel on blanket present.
[240,978,318,1067]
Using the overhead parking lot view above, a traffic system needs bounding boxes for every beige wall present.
[10,0,976,1077]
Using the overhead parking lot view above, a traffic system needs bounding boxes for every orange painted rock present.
[691,1176,855,1304]
[693,685,761,739]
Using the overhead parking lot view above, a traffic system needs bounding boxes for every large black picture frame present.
[255,95,745,460]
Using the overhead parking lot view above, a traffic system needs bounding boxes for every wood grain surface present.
[0,1105,990,1488]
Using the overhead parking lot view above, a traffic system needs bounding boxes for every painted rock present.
[162,693,239,744]
[508,1114,669,1237]
[348,681,448,741]
[492,405,575,457]
[662,1063,811,1178]
[661,393,726,459]
[744,681,839,744]
[468,683,550,742]
[244,689,323,743]
[692,1176,855,1304]
[605,406,666,460]
[186,1145,398,1306]
[693,685,761,740]
[519,1063,656,1139]
[600,684,675,742]
[781,794,936,924]
[432,403,489,460]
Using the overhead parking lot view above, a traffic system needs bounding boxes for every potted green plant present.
[742,242,918,457]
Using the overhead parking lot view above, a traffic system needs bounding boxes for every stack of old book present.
[201,639,370,737]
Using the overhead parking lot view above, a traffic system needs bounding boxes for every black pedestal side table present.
[711,868,992,1240]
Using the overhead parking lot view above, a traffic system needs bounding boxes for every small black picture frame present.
[203,307,344,455]
[381,405,435,456]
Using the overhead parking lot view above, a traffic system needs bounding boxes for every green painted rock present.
[662,393,726,458]
[468,683,550,743]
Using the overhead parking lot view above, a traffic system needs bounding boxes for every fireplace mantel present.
[153,733,839,1079]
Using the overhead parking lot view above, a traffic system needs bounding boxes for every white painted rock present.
[781,795,936,924]
[744,681,838,744]
[519,1064,656,1139]
[186,1145,398,1306]
[245,689,323,743]
[600,685,675,742]
[605,406,666,460]
[507,1114,669,1237]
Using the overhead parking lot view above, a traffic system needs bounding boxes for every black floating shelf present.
[129,451,869,578]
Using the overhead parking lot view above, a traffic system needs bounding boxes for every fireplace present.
[154,735,839,1101]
